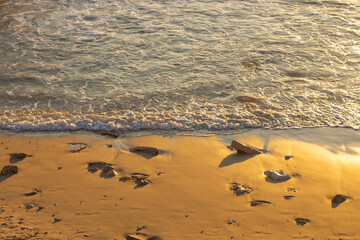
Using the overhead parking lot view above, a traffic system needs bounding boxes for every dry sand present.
[1,127,360,239]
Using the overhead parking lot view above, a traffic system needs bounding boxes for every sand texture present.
[1,128,360,239]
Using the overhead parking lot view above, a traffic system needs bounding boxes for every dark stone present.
[283,196,295,200]
[87,162,112,173]
[284,155,292,160]
[120,173,151,187]
[229,183,252,195]
[134,178,151,186]
[119,177,131,182]
[101,166,118,177]
[295,217,310,226]
[1,165,18,175]
[129,147,159,156]
[332,194,347,204]
[250,200,272,207]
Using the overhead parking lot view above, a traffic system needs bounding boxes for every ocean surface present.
[0,0,360,133]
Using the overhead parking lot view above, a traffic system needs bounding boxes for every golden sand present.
[0,127,360,239]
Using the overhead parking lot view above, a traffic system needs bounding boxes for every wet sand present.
[1,127,360,239]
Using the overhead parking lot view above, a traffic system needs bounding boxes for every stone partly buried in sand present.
[250,200,272,207]
[87,162,118,177]
[295,218,311,226]
[102,165,118,177]
[264,170,291,181]
[229,183,252,195]
[230,140,262,154]
[129,147,159,156]
[68,143,87,153]
[24,189,41,197]
[120,173,151,187]
[1,165,18,175]
[332,194,348,204]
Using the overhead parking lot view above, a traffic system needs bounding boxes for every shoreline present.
[1,127,360,239]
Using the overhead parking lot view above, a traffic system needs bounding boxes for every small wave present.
[0,102,359,133]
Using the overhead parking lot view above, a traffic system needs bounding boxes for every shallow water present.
[0,0,360,132]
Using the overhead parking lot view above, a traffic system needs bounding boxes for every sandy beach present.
[1,127,360,239]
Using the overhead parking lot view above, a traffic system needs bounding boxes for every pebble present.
[102,166,118,177]
[129,147,159,156]
[1,165,18,175]
[264,170,291,181]
[332,194,347,204]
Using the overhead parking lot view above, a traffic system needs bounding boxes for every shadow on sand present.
[218,153,258,168]
[0,174,15,183]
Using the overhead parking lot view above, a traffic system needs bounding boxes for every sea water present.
[0,0,359,132]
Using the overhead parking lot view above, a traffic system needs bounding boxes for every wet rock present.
[264,170,291,181]
[134,178,151,187]
[102,166,118,177]
[129,147,159,156]
[283,195,295,200]
[332,194,347,204]
[68,143,87,153]
[1,165,18,175]
[295,217,310,226]
[88,167,98,173]
[9,153,30,162]
[231,140,262,154]
[100,131,119,138]
[229,183,252,195]
[250,200,272,207]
